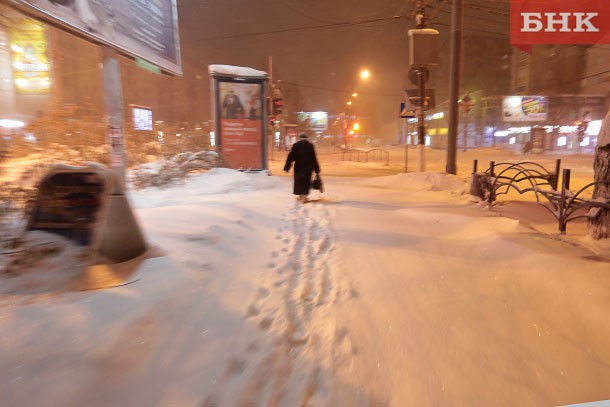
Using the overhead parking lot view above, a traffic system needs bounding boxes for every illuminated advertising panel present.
[502,96,548,122]
[9,18,51,94]
[132,106,152,131]
[210,65,268,171]
[10,0,182,75]
[216,80,265,169]
[300,111,328,131]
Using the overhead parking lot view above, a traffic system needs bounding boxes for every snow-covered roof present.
[208,64,268,78]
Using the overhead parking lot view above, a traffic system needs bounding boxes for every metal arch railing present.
[471,160,610,234]
[472,159,561,204]
[533,168,610,233]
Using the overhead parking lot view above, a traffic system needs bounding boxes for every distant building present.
[0,3,206,138]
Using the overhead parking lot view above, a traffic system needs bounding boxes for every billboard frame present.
[6,0,182,75]
[210,69,269,172]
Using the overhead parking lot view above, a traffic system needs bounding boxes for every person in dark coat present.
[284,132,321,202]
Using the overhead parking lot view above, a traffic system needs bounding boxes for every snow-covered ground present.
[2,145,610,406]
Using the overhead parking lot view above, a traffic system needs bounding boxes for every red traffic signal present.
[272,98,283,115]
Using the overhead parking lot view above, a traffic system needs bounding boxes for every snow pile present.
[129,168,282,209]
[361,171,468,194]
[0,231,88,297]
[129,150,222,190]
[208,64,268,78]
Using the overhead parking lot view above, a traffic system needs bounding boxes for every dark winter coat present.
[284,140,321,195]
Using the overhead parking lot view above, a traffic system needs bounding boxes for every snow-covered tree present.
[588,107,610,239]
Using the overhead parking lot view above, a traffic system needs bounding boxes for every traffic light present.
[272,97,283,115]
[271,86,283,116]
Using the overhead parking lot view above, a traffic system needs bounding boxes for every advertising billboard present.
[213,79,266,169]
[9,18,51,94]
[132,106,152,131]
[210,65,268,171]
[10,0,182,75]
[299,111,328,132]
[502,96,548,122]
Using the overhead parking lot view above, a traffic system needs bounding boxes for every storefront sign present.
[132,106,153,131]
[502,96,548,122]
[299,111,328,132]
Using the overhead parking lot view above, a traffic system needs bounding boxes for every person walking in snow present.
[284,132,321,203]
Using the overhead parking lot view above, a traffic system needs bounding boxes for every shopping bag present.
[311,174,324,193]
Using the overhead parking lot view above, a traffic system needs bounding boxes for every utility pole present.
[102,46,126,187]
[415,0,425,172]
[446,0,463,175]
[416,68,426,171]
[268,56,274,161]
[407,0,438,172]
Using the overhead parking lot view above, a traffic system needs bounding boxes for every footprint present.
[201,394,218,407]
[247,303,260,317]
[222,356,246,380]
[258,287,269,297]
[259,315,274,330]
[246,341,259,353]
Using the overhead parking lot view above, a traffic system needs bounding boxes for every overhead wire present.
[277,0,345,24]
[186,15,406,43]
[283,80,402,98]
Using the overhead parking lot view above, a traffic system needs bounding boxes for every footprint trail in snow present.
[204,200,358,407]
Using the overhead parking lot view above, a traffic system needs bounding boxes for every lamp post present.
[343,70,370,149]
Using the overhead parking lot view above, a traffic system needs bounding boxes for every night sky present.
[177,0,510,137]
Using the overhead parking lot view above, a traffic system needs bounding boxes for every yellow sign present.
[10,19,51,94]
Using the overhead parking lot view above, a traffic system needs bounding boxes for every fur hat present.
[298,132,308,139]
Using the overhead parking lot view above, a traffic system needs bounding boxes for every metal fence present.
[341,148,390,166]
[470,159,610,233]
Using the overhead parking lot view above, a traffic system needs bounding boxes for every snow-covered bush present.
[129,150,222,189]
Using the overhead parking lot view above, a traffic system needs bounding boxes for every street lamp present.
[343,70,370,149]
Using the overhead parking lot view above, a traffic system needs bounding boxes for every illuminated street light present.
[352,92,358,97]
[353,122,360,131]
[360,69,370,80]
[347,101,352,106]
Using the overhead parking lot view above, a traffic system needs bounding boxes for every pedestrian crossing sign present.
[400,102,416,118]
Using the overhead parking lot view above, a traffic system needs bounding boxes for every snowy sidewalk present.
[323,174,610,406]
[2,155,610,406]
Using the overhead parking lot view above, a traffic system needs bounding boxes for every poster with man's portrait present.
[215,80,266,170]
